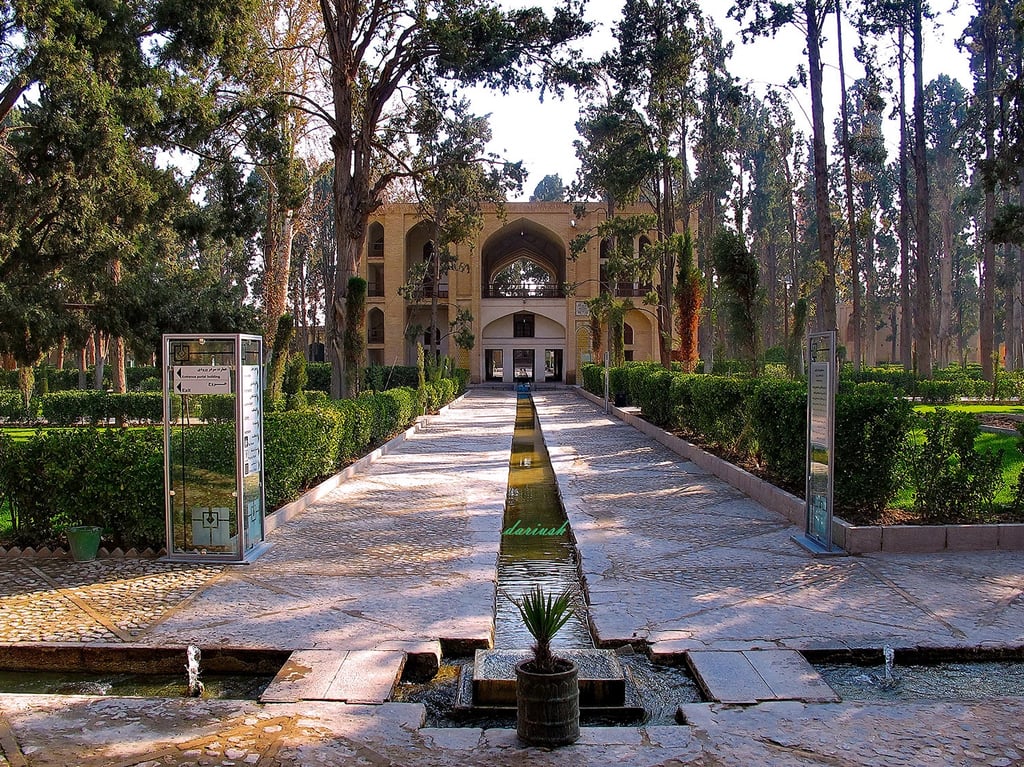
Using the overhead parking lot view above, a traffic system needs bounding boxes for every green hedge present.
[0,380,462,550]
[748,379,807,488]
[584,364,913,516]
[39,391,168,425]
[0,428,165,547]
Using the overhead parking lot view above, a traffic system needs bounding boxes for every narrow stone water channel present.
[494,392,593,650]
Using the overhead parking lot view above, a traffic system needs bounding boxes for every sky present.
[466,0,975,201]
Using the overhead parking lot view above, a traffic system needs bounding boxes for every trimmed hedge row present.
[39,391,171,425]
[843,365,1024,402]
[0,383,461,550]
[306,364,470,395]
[581,364,913,515]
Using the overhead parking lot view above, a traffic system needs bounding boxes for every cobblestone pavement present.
[1,388,1024,766]
[2,695,1023,766]
[0,560,223,643]
[532,390,1024,654]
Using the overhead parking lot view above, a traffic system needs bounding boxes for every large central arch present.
[481,218,566,296]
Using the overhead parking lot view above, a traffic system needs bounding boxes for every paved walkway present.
[533,391,1024,654]
[0,388,1022,766]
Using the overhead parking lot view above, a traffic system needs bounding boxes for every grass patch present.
[914,404,1024,415]
[1,428,43,442]
[0,500,12,540]
[891,431,1022,513]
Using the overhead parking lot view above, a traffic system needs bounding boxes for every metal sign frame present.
[805,330,837,552]
[162,334,267,564]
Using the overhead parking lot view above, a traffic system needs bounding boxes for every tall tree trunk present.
[980,0,997,382]
[263,206,296,349]
[109,258,127,396]
[92,333,106,391]
[866,229,878,365]
[77,345,87,390]
[912,0,932,378]
[898,23,914,370]
[836,1,861,370]
[806,0,838,331]
[938,200,954,368]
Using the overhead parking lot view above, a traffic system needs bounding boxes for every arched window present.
[368,308,385,344]
[368,222,384,257]
[623,322,634,345]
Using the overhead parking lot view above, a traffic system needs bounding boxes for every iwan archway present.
[480,218,568,383]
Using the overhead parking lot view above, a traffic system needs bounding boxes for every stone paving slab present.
[686,651,773,704]
[687,650,839,704]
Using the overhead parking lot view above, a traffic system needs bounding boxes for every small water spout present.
[185,645,204,697]
[879,646,898,689]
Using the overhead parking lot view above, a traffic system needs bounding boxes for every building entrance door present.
[544,349,563,382]
[485,349,504,381]
[513,349,534,382]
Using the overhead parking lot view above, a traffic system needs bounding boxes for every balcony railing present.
[404,284,449,301]
[484,284,565,299]
[613,282,653,297]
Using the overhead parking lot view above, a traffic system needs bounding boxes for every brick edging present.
[573,387,1024,554]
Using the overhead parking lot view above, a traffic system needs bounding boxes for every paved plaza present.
[0,389,1022,766]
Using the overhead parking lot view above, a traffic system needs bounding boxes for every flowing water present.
[0,669,273,699]
[494,393,593,650]
[817,658,1024,701]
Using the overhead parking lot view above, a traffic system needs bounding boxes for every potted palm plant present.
[511,585,580,746]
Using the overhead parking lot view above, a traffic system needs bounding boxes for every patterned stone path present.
[533,390,1024,654]
[0,388,1023,766]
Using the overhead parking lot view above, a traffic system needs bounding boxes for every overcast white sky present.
[466,0,974,200]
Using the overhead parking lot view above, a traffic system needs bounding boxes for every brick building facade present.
[362,202,662,384]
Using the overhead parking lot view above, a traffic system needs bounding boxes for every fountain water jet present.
[185,645,204,697]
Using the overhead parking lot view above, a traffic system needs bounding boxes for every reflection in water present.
[495,394,593,650]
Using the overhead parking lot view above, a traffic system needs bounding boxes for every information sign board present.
[805,331,837,551]
[172,366,231,394]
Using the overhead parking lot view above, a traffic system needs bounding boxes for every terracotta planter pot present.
[515,658,580,746]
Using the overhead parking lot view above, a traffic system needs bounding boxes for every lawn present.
[1,428,42,442]
[913,404,1024,415]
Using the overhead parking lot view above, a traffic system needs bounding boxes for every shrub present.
[126,366,160,390]
[748,379,806,488]
[306,362,331,393]
[917,379,959,404]
[363,365,420,391]
[39,390,106,425]
[305,390,329,407]
[580,364,604,396]
[686,376,754,455]
[283,353,308,402]
[834,387,912,515]
[195,394,235,423]
[37,391,167,425]
[0,428,165,548]
[0,390,32,422]
[630,366,675,428]
[263,409,344,509]
[906,409,1003,522]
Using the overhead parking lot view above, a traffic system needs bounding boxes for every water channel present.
[493,391,593,650]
